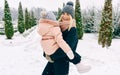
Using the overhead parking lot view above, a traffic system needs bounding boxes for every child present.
[38,10,74,60]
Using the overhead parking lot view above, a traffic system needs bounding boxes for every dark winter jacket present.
[63,27,78,52]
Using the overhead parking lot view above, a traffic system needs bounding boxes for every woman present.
[49,1,91,74]
[38,11,74,75]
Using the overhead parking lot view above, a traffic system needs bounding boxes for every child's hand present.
[66,50,74,60]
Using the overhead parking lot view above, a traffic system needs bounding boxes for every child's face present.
[61,12,70,21]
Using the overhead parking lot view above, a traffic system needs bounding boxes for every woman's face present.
[61,12,70,21]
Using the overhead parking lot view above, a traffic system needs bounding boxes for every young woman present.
[49,1,91,74]
[38,11,74,75]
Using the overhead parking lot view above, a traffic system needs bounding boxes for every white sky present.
[0,0,119,11]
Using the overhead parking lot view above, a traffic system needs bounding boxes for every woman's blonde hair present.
[58,14,73,31]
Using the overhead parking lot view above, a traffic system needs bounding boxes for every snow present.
[0,27,120,75]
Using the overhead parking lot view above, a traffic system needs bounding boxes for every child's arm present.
[52,27,74,60]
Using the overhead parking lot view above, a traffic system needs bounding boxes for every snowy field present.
[0,27,120,75]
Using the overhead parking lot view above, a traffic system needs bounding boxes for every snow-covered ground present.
[0,27,120,75]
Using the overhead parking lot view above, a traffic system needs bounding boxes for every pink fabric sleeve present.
[52,27,72,53]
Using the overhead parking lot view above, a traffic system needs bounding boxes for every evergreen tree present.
[63,3,65,7]
[18,2,25,34]
[28,12,32,29]
[4,0,14,39]
[84,8,95,33]
[98,0,113,48]
[57,8,62,20]
[75,0,83,39]
[31,11,37,27]
[25,8,29,30]
[57,3,65,20]
[113,6,120,37]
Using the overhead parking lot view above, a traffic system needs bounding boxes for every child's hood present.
[38,19,59,36]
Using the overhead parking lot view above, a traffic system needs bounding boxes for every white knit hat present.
[40,11,56,21]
